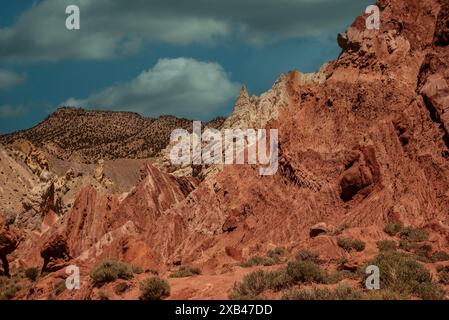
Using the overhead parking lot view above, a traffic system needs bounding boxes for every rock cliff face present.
[223,67,327,130]
[37,163,198,271]
[2,0,449,300]
[117,0,449,280]
[154,69,327,178]
[0,217,22,276]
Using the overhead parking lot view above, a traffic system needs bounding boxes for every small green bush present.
[0,276,20,300]
[399,227,429,242]
[266,269,292,291]
[296,250,320,263]
[0,286,19,300]
[414,244,433,262]
[431,251,449,262]
[337,238,352,251]
[383,223,403,236]
[376,240,397,252]
[366,252,444,300]
[282,285,365,300]
[337,238,366,252]
[90,260,134,285]
[366,289,409,300]
[132,265,143,274]
[267,247,285,260]
[139,277,170,300]
[286,260,326,284]
[25,267,40,282]
[240,256,276,268]
[229,270,272,299]
[325,270,357,284]
[398,241,434,262]
[438,269,449,285]
[169,265,201,278]
[413,282,446,300]
[399,239,419,251]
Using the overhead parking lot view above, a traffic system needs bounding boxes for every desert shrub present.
[366,252,444,300]
[398,241,434,262]
[90,260,133,285]
[231,254,353,299]
[296,250,320,263]
[399,239,419,251]
[366,289,409,300]
[266,269,292,291]
[282,285,365,300]
[337,238,353,252]
[114,281,131,294]
[286,260,326,284]
[25,267,40,282]
[431,251,449,262]
[131,265,143,274]
[337,238,366,252]
[139,277,170,300]
[240,256,276,268]
[1,286,19,300]
[413,282,446,300]
[0,276,20,300]
[325,270,358,284]
[229,270,272,299]
[240,248,286,268]
[399,227,429,242]
[413,244,433,262]
[438,269,449,285]
[376,240,397,252]
[267,247,285,261]
[169,265,201,278]
[351,239,366,252]
[383,223,403,236]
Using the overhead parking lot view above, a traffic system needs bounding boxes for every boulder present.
[309,222,332,238]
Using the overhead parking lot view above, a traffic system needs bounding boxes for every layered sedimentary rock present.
[2,0,449,300]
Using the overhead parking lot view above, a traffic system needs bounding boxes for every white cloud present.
[62,57,240,119]
[0,69,26,90]
[0,104,27,118]
[0,0,373,62]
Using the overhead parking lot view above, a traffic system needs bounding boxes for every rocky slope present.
[1,0,449,300]
[0,107,224,163]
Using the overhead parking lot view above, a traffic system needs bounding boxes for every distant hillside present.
[0,107,225,162]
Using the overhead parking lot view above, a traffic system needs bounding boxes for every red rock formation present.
[36,163,198,271]
[4,0,449,300]
[124,0,449,269]
[0,218,22,276]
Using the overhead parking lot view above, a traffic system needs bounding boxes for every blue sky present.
[0,0,373,134]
